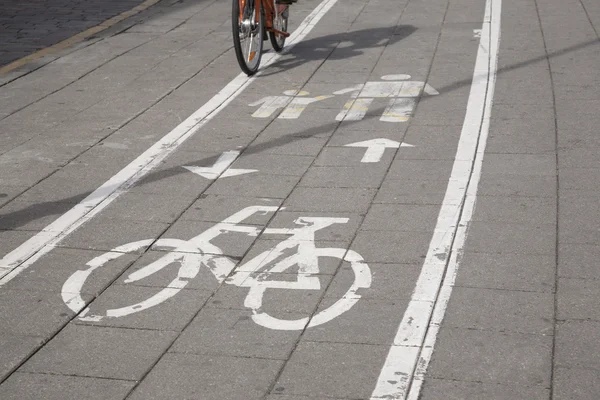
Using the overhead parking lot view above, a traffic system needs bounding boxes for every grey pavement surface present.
[0,0,599,399]
[0,0,151,67]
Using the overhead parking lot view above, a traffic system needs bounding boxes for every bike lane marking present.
[370,0,502,399]
[0,0,342,286]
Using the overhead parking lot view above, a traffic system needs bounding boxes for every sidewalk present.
[0,0,599,399]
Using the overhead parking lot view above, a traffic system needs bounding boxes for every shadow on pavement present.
[0,37,599,231]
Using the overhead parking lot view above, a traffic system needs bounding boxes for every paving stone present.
[455,251,555,292]
[171,307,302,359]
[128,353,283,400]
[298,165,389,188]
[471,196,556,225]
[361,203,440,232]
[559,168,600,191]
[177,195,282,225]
[477,173,556,198]
[283,187,377,213]
[265,210,363,243]
[0,372,135,400]
[374,179,451,205]
[559,191,600,244]
[352,230,430,264]
[275,341,388,399]
[76,285,213,331]
[557,278,600,321]
[231,153,314,176]
[3,247,138,295]
[0,288,88,337]
[428,327,552,386]
[0,335,44,382]
[463,221,556,255]
[555,320,600,370]
[205,173,301,199]
[386,159,456,181]
[558,243,600,280]
[314,146,395,167]
[419,378,549,400]
[0,186,26,207]
[553,367,600,400]
[486,129,556,154]
[481,153,556,176]
[303,297,409,345]
[21,324,177,380]
[58,218,170,253]
[442,287,554,335]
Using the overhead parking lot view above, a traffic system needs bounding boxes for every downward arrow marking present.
[184,151,257,179]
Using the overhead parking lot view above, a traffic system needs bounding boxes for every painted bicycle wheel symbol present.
[62,206,372,330]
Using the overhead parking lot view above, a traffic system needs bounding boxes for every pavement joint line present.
[0,0,164,76]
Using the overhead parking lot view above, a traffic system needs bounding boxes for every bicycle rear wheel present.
[269,5,289,52]
[232,0,264,76]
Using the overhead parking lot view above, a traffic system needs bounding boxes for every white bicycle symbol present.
[62,206,372,330]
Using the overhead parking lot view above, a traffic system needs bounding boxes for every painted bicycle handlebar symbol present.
[62,206,372,330]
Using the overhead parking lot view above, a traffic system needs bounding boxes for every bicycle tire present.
[232,0,264,76]
[269,5,288,53]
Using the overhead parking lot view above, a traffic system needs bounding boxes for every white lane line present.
[370,0,502,399]
[0,0,341,286]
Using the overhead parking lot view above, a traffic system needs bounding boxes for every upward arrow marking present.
[184,151,257,179]
[345,139,414,163]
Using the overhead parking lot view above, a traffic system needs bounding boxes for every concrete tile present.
[558,278,600,321]
[352,230,430,264]
[177,195,282,225]
[374,179,450,205]
[21,324,177,380]
[477,173,556,197]
[93,191,195,223]
[231,153,314,176]
[0,372,135,400]
[481,154,556,176]
[553,367,600,400]
[0,199,82,231]
[58,218,170,253]
[472,196,556,224]
[455,251,555,292]
[419,378,549,400]
[283,187,377,213]
[428,327,552,386]
[559,168,600,191]
[0,288,86,337]
[171,307,302,359]
[0,335,44,381]
[463,221,556,255]
[3,247,137,295]
[361,203,440,232]
[265,211,363,243]
[298,165,388,188]
[275,341,388,398]
[559,243,600,280]
[443,287,554,335]
[205,173,301,199]
[128,353,283,400]
[559,191,600,244]
[76,285,213,331]
[303,297,409,345]
[0,230,37,257]
[314,146,395,167]
[558,147,600,168]
[386,159,455,181]
[486,129,556,154]
[555,320,600,370]
[0,186,26,207]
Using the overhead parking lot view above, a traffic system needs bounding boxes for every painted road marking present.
[335,75,439,122]
[249,90,333,119]
[184,150,257,179]
[62,206,371,330]
[370,0,502,398]
[344,139,413,163]
[0,0,343,286]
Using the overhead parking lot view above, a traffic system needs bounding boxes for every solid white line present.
[369,0,502,398]
[0,0,341,286]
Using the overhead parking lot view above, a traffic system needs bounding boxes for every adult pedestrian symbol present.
[335,74,439,122]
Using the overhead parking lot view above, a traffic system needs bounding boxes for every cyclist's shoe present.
[276,0,297,4]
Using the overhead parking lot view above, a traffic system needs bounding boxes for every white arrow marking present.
[345,139,413,163]
[184,151,257,179]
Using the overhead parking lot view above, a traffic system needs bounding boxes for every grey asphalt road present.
[0,0,599,399]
